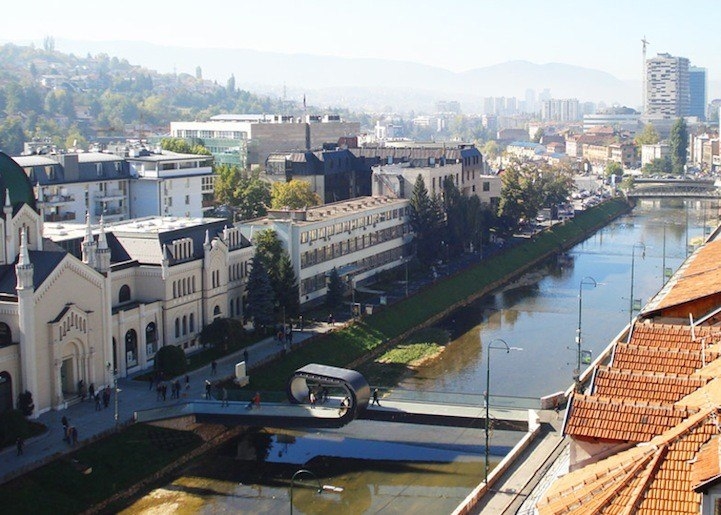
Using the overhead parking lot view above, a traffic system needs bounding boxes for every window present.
[119,285,131,303]
[189,313,195,332]
[213,305,221,319]
[0,323,12,346]
[175,318,180,338]
[483,182,490,192]
[125,329,138,367]
[182,315,187,335]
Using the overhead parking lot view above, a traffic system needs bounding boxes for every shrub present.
[200,318,246,349]
[154,345,187,378]
[17,391,33,417]
[0,409,31,447]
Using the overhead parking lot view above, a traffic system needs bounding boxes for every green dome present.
[0,152,37,213]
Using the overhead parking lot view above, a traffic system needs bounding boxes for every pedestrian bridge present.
[626,178,721,199]
[133,364,533,431]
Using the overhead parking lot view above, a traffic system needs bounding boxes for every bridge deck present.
[135,398,529,430]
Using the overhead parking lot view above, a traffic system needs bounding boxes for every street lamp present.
[289,468,343,515]
[575,277,597,390]
[106,361,120,430]
[629,243,646,326]
[484,338,522,484]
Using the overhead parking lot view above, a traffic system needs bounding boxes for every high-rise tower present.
[645,53,690,119]
[689,66,707,121]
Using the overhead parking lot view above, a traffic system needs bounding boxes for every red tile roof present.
[612,343,714,375]
[539,409,718,515]
[654,239,721,310]
[565,393,696,442]
[593,367,708,404]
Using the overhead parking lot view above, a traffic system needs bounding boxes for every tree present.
[213,163,242,205]
[634,124,660,146]
[482,140,500,162]
[326,268,344,309]
[195,66,203,80]
[276,254,300,317]
[669,117,689,175]
[235,173,271,220]
[605,161,624,181]
[642,156,672,176]
[498,162,543,226]
[270,179,321,209]
[226,74,236,96]
[154,345,187,377]
[0,117,26,155]
[409,175,443,265]
[246,257,276,331]
[532,128,544,143]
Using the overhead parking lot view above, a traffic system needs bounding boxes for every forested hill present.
[0,42,290,155]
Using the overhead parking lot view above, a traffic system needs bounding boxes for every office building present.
[645,53,690,119]
[689,66,707,121]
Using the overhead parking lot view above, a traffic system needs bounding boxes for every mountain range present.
[14,39,658,113]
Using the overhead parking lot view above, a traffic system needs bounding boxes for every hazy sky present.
[4,0,719,80]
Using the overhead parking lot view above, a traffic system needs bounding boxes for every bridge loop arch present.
[287,364,370,419]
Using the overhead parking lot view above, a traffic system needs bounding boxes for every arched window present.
[145,322,157,343]
[213,305,221,319]
[0,323,12,346]
[173,281,177,298]
[119,285,131,303]
[230,299,234,318]
[125,329,138,367]
[0,371,12,414]
[182,315,187,335]
[189,313,195,333]
[175,318,180,338]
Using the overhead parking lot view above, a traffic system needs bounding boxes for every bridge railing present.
[377,388,539,410]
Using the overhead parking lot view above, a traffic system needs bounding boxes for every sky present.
[3,0,720,81]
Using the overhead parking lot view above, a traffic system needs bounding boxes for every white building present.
[645,53,690,119]
[583,113,641,133]
[171,114,359,167]
[0,150,253,417]
[239,197,412,306]
[641,143,670,166]
[542,99,580,122]
[126,150,214,219]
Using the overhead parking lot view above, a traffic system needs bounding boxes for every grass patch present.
[246,199,630,392]
[0,424,203,515]
[358,327,449,386]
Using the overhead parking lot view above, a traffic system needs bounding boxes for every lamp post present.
[484,338,522,484]
[629,243,646,326]
[106,362,120,431]
[575,276,597,390]
[289,468,342,515]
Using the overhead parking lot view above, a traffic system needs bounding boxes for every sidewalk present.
[0,321,338,485]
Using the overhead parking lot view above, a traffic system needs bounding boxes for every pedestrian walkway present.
[0,321,339,485]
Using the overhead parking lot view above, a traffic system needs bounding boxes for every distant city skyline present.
[3,0,719,83]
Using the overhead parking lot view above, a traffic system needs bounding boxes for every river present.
[118,199,715,514]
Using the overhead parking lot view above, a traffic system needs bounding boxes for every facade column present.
[53,358,64,409]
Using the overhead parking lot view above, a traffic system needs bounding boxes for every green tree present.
[246,257,276,331]
[0,117,26,155]
[634,124,660,146]
[605,161,623,180]
[642,156,673,176]
[235,172,271,220]
[276,253,300,317]
[409,175,443,265]
[498,161,542,226]
[325,268,344,310]
[226,74,236,96]
[213,163,242,205]
[532,128,544,143]
[153,345,187,377]
[482,140,499,162]
[270,179,321,209]
[669,117,689,175]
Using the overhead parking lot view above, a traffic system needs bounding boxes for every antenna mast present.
[641,36,650,115]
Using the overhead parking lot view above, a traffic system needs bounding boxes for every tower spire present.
[641,36,650,116]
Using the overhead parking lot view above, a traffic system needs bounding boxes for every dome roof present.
[0,152,37,213]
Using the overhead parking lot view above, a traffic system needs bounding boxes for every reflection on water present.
[400,199,713,398]
[120,200,716,514]
[119,429,485,514]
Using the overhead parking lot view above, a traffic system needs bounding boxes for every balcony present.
[96,190,125,201]
[44,212,76,222]
[43,194,75,205]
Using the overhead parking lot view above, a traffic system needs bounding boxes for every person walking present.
[372,388,381,406]
[252,391,261,409]
[70,426,78,446]
[88,383,95,402]
[16,436,24,456]
[205,380,212,400]
[221,387,229,407]
[95,393,102,411]
[103,386,111,408]
[61,416,69,442]
[211,360,217,375]
[309,391,316,408]
[243,349,249,365]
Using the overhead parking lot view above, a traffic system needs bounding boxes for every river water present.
[119,199,715,514]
